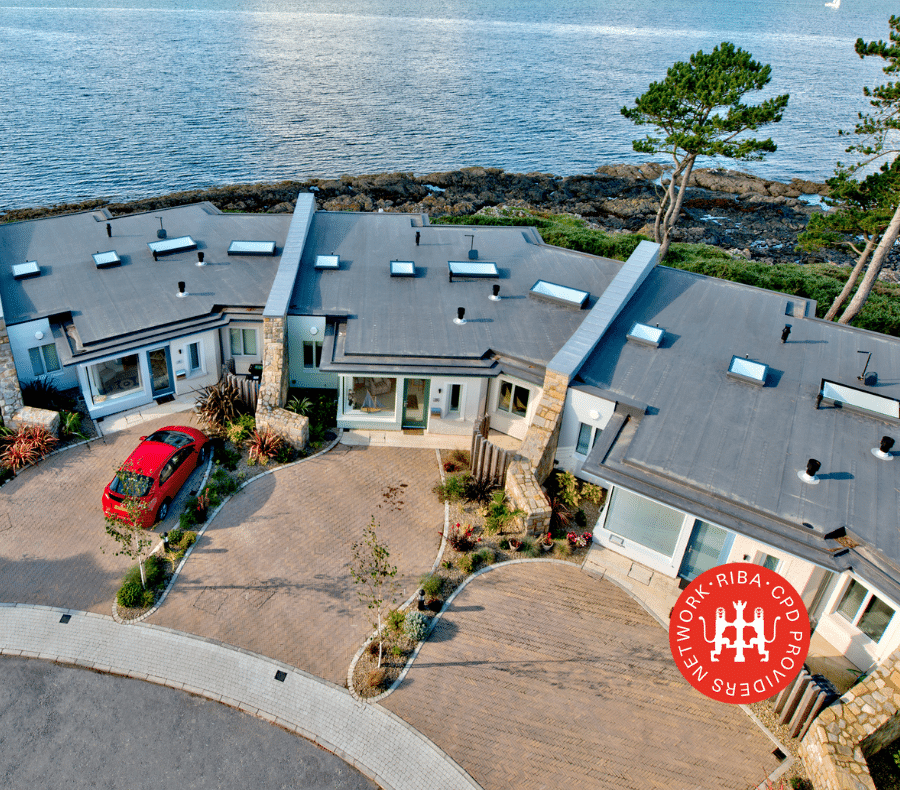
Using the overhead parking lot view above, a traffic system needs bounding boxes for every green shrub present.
[179,510,198,530]
[117,580,144,608]
[419,574,444,601]
[195,379,248,434]
[556,471,581,509]
[387,609,405,632]
[574,509,587,527]
[520,537,539,558]
[553,539,572,557]
[225,414,256,445]
[457,554,474,574]
[211,467,240,495]
[474,547,495,567]
[216,445,241,471]
[391,645,404,657]
[143,554,166,587]
[167,528,184,545]
[122,564,143,587]
[141,589,155,608]
[432,473,469,502]
[581,483,606,506]
[59,411,86,440]
[403,611,430,641]
[20,378,75,412]
[484,490,524,535]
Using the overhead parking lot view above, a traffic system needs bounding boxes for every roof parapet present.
[264,193,316,318]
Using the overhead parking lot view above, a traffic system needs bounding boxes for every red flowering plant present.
[567,531,593,549]
[444,522,477,552]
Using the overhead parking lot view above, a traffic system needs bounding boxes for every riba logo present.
[669,563,810,704]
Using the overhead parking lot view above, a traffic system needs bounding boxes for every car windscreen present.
[109,471,153,498]
[143,430,193,449]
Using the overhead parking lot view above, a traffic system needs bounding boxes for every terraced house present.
[2,193,900,785]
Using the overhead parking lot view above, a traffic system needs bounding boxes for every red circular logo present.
[669,563,810,704]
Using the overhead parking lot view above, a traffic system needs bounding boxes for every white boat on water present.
[825,0,840,8]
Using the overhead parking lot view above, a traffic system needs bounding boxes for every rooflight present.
[727,355,768,385]
[92,250,121,269]
[448,261,498,280]
[529,280,590,309]
[228,240,276,256]
[12,261,40,279]
[315,255,340,270]
[390,260,415,277]
[821,380,900,420]
[147,236,197,255]
[627,322,664,347]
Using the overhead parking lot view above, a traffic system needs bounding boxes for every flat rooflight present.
[627,322,665,347]
[529,280,590,309]
[147,236,197,255]
[390,260,415,277]
[821,380,900,420]
[92,250,121,269]
[448,260,498,279]
[12,261,40,279]
[228,240,276,256]
[315,255,340,270]
[728,356,768,385]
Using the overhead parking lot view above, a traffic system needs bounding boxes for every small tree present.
[621,42,789,261]
[349,518,399,668]
[103,466,155,588]
[826,15,900,325]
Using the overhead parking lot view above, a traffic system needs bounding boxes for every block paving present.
[383,561,783,790]
[150,444,444,684]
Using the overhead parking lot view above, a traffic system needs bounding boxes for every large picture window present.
[29,343,60,376]
[230,328,258,356]
[497,380,529,418]
[88,354,141,403]
[603,487,685,558]
[836,579,896,643]
[345,377,397,417]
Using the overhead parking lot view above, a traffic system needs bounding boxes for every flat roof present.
[578,266,900,595]
[0,203,292,349]
[288,212,622,372]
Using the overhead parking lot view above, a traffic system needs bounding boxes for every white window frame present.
[29,343,61,377]
[448,383,462,414]
[187,341,202,373]
[230,327,258,357]
[496,379,530,418]
[303,340,323,369]
[835,578,896,644]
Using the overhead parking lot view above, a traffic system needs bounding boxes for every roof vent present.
[727,355,768,386]
[627,322,664,348]
[197,251,205,267]
[489,284,500,301]
[465,234,477,259]
[390,260,415,277]
[177,281,187,298]
[12,261,40,279]
[872,435,895,461]
[798,458,821,484]
[529,280,589,309]
[92,250,121,269]
[156,217,167,239]
[454,307,466,325]
[781,324,791,343]
[315,254,340,270]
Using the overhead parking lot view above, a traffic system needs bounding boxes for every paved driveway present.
[383,562,783,790]
[150,445,444,684]
[0,412,204,614]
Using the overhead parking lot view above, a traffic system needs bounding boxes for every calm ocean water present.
[1,0,898,211]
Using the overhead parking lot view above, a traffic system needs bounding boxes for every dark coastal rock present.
[0,165,851,269]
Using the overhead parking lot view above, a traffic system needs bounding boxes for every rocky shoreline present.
[2,165,854,269]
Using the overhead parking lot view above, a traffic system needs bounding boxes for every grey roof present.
[288,212,622,373]
[0,204,291,349]
[578,266,900,597]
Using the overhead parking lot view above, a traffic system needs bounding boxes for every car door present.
[158,446,196,502]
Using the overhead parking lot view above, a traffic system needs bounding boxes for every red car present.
[102,426,210,528]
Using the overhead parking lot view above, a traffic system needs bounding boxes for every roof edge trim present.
[264,194,316,318]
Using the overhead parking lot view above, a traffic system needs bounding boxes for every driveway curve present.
[150,444,444,684]
[383,561,783,790]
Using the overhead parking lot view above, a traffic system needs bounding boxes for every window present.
[303,341,323,369]
[497,380,529,418]
[759,554,780,571]
[575,423,602,456]
[188,342,201,372]
[87,354,141,403]
[159,447,193,486]
[230,328,257,356]
[346,376,397,417]
[837,579,896,643]
[29,343,60,376]
[603,488,685,558]
[449,384,462,413]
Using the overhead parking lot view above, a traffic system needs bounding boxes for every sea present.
[2,0,898,211]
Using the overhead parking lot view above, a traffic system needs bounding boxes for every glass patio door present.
[147,348,174,397]
[402,379,429,428]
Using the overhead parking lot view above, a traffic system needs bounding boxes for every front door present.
[147,348,174,398]
[402,379,429,429]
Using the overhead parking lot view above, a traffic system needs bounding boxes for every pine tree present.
[621,42,789,261]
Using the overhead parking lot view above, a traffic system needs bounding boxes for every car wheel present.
[156,500,170,522]
[198,444,210,465]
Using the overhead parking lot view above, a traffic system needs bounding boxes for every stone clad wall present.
[801,647,900,790]
[255,315,308,451]
[255,406,309,451]
[504,369,569,535]
[0,319,24,425]
[9,406,60,438]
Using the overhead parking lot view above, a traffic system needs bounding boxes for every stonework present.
[0,320,24,425]
[801,647,900,790]
[504,369,569,534]
[9,406,60,438]
[255,406,309,451]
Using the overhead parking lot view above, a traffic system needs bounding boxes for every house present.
[0,203,292,420]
